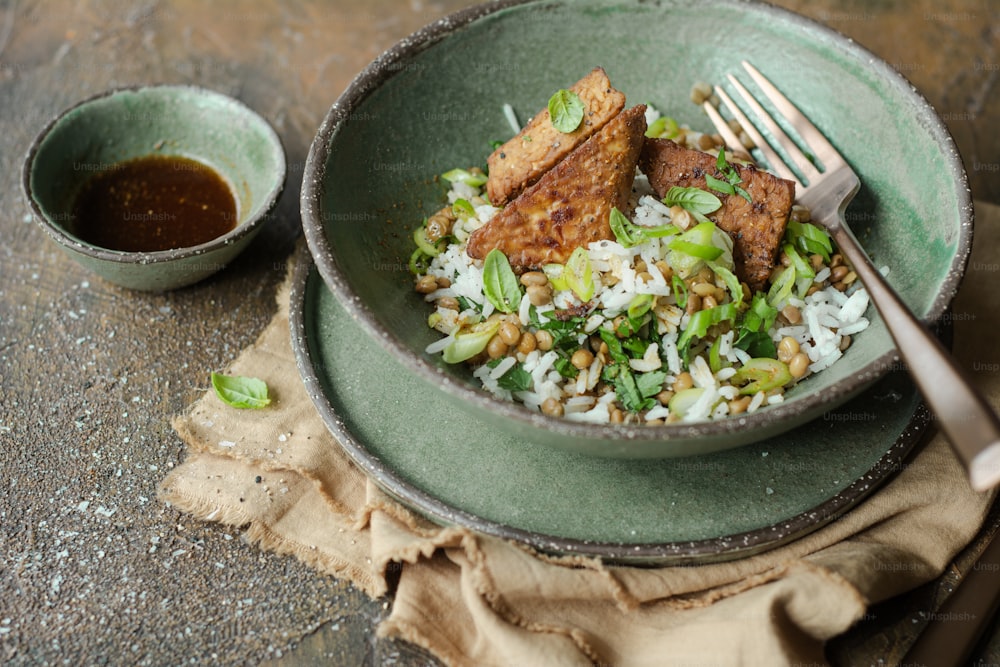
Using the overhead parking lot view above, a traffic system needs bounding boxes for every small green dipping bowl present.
[22,84,286,291]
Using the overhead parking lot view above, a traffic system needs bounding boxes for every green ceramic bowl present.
[23,85,286,291]
[301,0,972,457]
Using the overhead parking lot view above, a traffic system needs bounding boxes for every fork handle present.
[828,223,1000,491]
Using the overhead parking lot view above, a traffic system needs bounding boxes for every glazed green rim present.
[300,0,973,450]
[22,84,287,266]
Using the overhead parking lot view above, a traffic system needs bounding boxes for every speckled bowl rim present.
[289,246,934,563]
[22,84,287,266]
[300,0,973,451]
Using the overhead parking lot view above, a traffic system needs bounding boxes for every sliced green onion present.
[669,239,724,261]
[564,246,594,302]
[627,293,655,321]
[452,198,476,221]
[677,302,739,355]
[707,261,744,305]
[609,207,677,248]
[441,168,487,188]
[668,222,723,276]
[543,263,570,292]
[786,220,833,262]
[645,115,680,139]
[709,335,726,374]
[409,247,433,274]
[668,387,707,418]
[730,358,792,395]
[671,274,689,309]
[442,320,501,363]
[413,227,444,257]
[783,243,815,281]
[767,265,796,308]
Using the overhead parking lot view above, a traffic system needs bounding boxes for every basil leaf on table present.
[211,372,271,409]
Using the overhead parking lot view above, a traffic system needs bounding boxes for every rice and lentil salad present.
[409,76,871,426]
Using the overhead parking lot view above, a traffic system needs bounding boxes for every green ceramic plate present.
[291,255,930,564]
[300,0,972,457]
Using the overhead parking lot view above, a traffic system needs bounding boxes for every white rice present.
[417,140,875,425]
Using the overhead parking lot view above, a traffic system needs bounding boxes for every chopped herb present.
[636,369,668,399]
[482,249,522,314]
[487,359,533,392]
[547,89,586,133]
[211,372,271,409]
[706,150,752,203]
[553,357,579,379]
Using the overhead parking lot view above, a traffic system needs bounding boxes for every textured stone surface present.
[0,1,996,665]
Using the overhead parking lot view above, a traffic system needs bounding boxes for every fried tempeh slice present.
[638,138,796,291]
[468,105,647,269]
[486,67,627,207]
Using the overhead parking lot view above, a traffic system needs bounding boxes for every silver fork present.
[704,61,1000,492]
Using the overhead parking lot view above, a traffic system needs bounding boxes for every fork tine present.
[712,85,798,183]
[725,74,824,185]
[741,61,846,171]
[700,101,751,161]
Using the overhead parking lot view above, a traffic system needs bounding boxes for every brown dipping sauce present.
[72,155,238,252]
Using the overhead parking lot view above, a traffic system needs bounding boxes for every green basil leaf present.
[482,249,522,314]
[547,89,586,133]
[662,186,723,219]
[609,207,643,248]
[211,372,271,409]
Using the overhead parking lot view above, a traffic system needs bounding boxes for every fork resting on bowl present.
[704,61,1000,492]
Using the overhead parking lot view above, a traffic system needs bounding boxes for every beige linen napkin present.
[159,203,1000,666]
